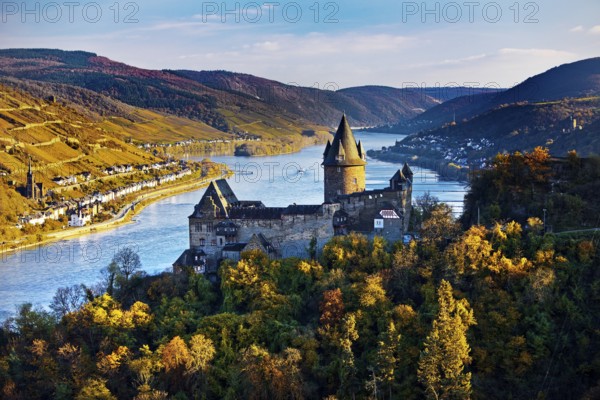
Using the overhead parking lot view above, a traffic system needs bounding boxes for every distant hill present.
[374,97,600,171]
[175,70,500,128]
[495,57,600,104]
[383,57,600,135]
[0,49,448,137]
[368,57,600,169]
[169,71,443,127]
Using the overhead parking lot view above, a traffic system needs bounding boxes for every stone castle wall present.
[189,203,340,262]
[234,212,335,258]
[324,165,366,202]
[341,188,409,215]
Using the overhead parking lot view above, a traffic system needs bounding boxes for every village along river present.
[0,132,467,320]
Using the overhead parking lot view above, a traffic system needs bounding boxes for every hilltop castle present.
[174,115,413,275]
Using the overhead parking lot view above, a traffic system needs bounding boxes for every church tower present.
[26,158,36,199]
[322,115,367,202]
[25,158,43,200]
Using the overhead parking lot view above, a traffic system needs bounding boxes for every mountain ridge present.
[386,57,600,135]
[0,48,441,134]
[0,48,503,136]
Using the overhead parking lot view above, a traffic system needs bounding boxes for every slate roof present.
[233,200,265,208]
[214,179,238,205]
[322,115,367,167]
[390,169,406,183]
[228,207,285,220]
[173,249,207,267]
[283,204,322,215]
[190,179,238,218]
[222,243,248,252]
[255,233,275,251]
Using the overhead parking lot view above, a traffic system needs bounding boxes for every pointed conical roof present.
[336,141,346,159]
[390,169,406,183]
[322,115,367,167]
[402,162,413,179]
[357,141,366,161]
[323,140,332,157]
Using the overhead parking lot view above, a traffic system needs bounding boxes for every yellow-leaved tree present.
[418,280,476,399]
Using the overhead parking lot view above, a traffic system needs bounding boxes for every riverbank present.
[168,132,331,158]
[2,135,330,255]
[1,169,232,256]
[366,150,472,182]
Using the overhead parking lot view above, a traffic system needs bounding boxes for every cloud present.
[251,32,416,57]
[589,25,600,34]
[570,25,584,33]
[440,54,488,66]
[497,48,575,58]
[252,41,281,52]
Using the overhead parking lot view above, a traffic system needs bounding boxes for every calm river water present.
[0,132,466,319]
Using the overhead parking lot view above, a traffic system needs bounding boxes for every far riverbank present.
[367,150,472,182]
[1,169,232,256]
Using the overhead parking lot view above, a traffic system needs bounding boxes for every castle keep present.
[174,115,413,275]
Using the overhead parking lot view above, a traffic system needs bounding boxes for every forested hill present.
[381,57,600,136]
[0,48,443,133]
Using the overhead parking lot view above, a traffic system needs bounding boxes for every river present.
[0,132,467,320]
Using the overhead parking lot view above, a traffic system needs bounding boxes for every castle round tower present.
[322,115,367,202]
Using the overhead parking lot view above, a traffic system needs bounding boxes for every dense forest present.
[462,148,600,231]
[1,151,599,399]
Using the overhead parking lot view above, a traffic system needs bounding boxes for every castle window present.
[337,167,341,173]
[199,238,206,246]
[353,178,357,184]
[336,155,345,161]
[219,238,224,246]
[195,223,200,232]
[207,223,213,232]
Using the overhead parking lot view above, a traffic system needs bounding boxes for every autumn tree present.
[161,336,190,373]
[76,378,116,400]
[186,334,216,396]
[376,320,402,399]
[418,280,476,399]
[357,274,388,309]
[240,345,303,400]
[421,203,460,249]
[337,313,360,399]
[161,336,190,393]
[128,345,164,398]
[318,288,345,341]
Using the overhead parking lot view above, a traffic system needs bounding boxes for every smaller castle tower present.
[322,115,367,202]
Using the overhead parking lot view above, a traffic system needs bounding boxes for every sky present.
[1,0,599,88]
